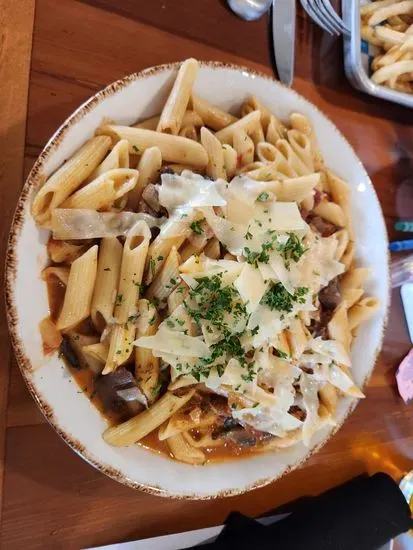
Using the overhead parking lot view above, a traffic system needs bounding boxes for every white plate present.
[6,61,389,499]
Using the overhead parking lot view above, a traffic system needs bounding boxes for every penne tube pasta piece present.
[103,322,136,374]
[287,129,314,172]
[233,129,255,168]
[159,410,216,440]
[157,58,199,134]
[318,382,338,416]
[341,288,364,310]
[179,125,198,141]
[82,342,109,363]
[61,169,138,210]
[286,318,308,359]
[145,236,186,284]
[166,433,206,465]
[127,146,162,210]
[270,173,320,202]
[84,139,130,184]
[276,139,312,176]
[326,170,351,219]
[115,221,151,324]
[340,267,371,293]
[135,299,160,403]
[341,240,355,271]
[56,246,98,331]
[239,161,265,174]
[39,316,63,354]
[275,330,291,358]
[241,95,272,131]
[215,110,261,144]
[328,301,351,353]
[47,239,89,264]
[103,389,196,446]
[167,283,189,313]
[41,265,70,286]
[313,199,346,228]
[301,194,314,212]
[91,237,123,331]
[32,136,111,224]
[290,112,324,170]
[250,124,265,146]
[97,125,208,168]
[66,331,103,374]
[134,110,204,131]
[183,431,224,448]
[146,246,181,302]
[200,127,226,180]
[334,229,350,261]
[222,144,237,179]
[179,239,207,263]
[266,114,288,145]
[191,93,237,130]
[256,142,278,163]
[348,297,380,331]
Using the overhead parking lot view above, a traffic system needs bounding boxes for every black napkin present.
[190,473,413,550]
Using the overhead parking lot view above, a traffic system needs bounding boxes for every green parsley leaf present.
[257,192,269,202]
[190,220,204,235]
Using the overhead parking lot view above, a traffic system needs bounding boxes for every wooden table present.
[1,0,412,548]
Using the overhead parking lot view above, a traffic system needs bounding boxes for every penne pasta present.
[233,129,254,168]
[134,110,204,131]
[32,136,111,225]
[115,221,151,324]
[166,433,206,465]
[39,316,63,354]
[103,390,195,446]
[341,288,364,310]
[200,127,226,180]
[287,129,314,172]
[47,239,89,264]
[146,246,181,303]
[191,93,237,130]
[62,169,138,211]
[127,147,162,210]
[222,144,237,180]
[328,301,351,353]
[276,139,312,176]
[289,112,324,170]
[241,95,272,131]
[91,237,123,331]
[97,125,208,168]
[348,297,380,331]
[157,58,198,134]
[103,322,136,374]
[340,267,371,294]
[256,142,278,163]
[266,114,288,145]
[215,110,261,144]
[135,299,160,404]
[84,139,130,184]
[313,199,346,228]
[56,246,98,331]
[82,342,109,363]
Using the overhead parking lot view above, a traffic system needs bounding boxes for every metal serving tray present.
[343,0,413,108]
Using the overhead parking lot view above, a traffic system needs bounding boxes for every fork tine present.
[313,0,343,34]
[318,0,351,35]
[300,0,338,35]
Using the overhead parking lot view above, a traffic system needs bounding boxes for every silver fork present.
[300,0,350,36]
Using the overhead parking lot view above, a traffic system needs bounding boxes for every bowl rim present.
[5,60,391,500]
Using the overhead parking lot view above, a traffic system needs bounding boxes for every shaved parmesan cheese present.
[234,264,268,313]
[300,372,320,446]
[159,172,226,211]
[200,207,246,255]
[309,337,351,367]
[134,326,209,357]
[52,209,164,240]
[261,202,308,233]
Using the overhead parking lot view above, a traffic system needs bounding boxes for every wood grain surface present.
[1,0,413,548]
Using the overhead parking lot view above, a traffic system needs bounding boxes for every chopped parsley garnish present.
[127,314,138,322]
[260,283,308,313]
[132,145,139,152]
[151,382,162,397]
[148,315,156,326]
[274,348,289,359]
[116,293,123,305]
[103,267,111,271]
[190,220,204,235]
[277,233,308,263]
[166,319,175,328]
[157,255,164,261]
[257,192,269,202]
[244,228,253,240]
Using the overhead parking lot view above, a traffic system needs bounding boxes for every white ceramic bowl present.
[6,61,389,499]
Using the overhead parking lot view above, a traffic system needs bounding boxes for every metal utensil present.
[300,0,350,36]
[226,0,272,21]
[271,0,296,86]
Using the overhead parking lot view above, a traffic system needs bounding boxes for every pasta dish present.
[34,59,379,465]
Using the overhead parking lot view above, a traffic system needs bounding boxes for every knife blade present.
[271,0,296,87]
